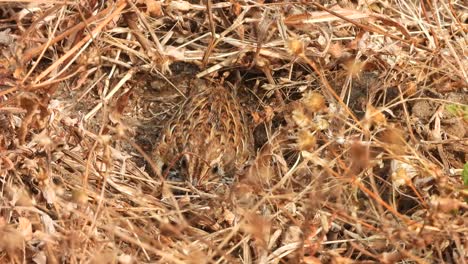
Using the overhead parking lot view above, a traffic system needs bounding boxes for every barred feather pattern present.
[154,83,253,186]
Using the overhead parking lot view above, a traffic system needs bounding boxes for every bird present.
[153,81,253,188]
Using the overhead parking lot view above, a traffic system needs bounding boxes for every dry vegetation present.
[0,0,467,263]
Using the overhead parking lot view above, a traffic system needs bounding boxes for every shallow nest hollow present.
[0,1,467,263]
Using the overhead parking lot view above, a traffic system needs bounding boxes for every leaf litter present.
[0,1,466,263]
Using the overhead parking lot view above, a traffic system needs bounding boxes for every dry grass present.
[0,0,467,263]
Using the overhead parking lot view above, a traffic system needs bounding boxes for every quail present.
[154,81,253,187]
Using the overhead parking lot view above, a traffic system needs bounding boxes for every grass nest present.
[0,1,467,263]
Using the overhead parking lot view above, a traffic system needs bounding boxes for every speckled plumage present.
[154,82,252,186]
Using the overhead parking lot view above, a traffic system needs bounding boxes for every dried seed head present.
[287,38,305,56]
[302,92,326,113]
[328,42,345,59]
[365,104,387,127]
[344,59,366,78]
[379,126,407,154]
[292,106,313,128]
[297,129,316,152]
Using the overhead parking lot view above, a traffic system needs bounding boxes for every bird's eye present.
[211,164,219,174]
[180,156,188,167]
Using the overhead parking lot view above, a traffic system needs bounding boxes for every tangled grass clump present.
[0,1,466,263]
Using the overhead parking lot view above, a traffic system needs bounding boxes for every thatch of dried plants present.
[0,0,467,263]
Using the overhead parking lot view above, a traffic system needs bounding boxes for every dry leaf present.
[0,29,13,45]
[285,8,369,25]
[223,209,236,226]
[164,46,185,61]
[0,225,24,254]
[32,251,47,264]
[118,254,135,264]
[430,197,463,213]
[391,159,418,188]
[145,0,162,17]
[42,184,56,204]
[17,217,33,241]
[169,0,192,11]
[40,214,56,235]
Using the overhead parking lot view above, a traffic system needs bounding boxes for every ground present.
[0,1,467,263]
